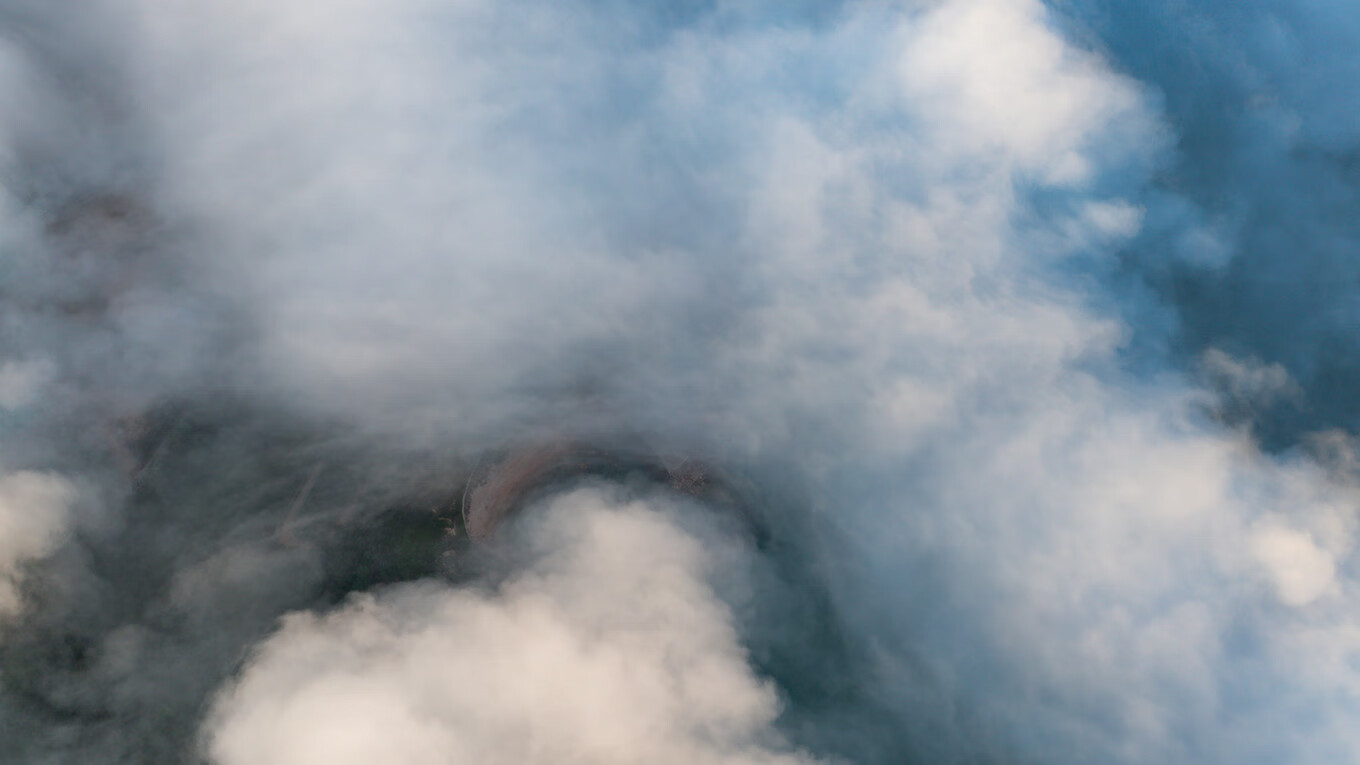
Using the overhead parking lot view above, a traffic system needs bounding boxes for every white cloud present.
[127,0,1356,760]
[0,471,75,620]
[204,489,817,765]
[1,0,1358,762]
[1250,523,1336,606]
[894,0,1146,182]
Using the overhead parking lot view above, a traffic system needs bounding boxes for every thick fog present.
[2,1,1359,763]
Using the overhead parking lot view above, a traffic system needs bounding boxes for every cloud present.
[204,488,818,765]
[0,471,74,620]
[1249,523,1336,607]
[0,0,1358,763]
